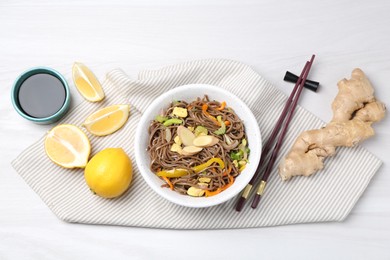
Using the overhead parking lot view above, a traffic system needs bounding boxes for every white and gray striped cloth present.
[12,59,382,229]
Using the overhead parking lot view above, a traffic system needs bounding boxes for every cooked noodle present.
[147,95,248,196]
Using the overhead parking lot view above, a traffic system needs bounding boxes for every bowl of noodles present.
[134,84,261,207]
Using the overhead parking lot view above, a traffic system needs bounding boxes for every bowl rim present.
[11,66,70,123]
[134,84,262,208]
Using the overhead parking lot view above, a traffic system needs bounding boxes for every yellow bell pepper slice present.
[157,168,188,178]
[157,158,225,178]
[239,164,246,172]
[193,157,225,173]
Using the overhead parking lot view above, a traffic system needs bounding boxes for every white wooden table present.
[1,1,389,259]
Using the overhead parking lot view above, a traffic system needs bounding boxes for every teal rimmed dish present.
[11,67,70,124]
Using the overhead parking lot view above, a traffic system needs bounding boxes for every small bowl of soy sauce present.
[11,67,71,124]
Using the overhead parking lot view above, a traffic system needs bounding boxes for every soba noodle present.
[147,95,249,196]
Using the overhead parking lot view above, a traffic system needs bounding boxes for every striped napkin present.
[12,59,382,229]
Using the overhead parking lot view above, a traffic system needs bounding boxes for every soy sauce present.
[17,73,66,118]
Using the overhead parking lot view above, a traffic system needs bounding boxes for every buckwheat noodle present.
[147,95,247,195]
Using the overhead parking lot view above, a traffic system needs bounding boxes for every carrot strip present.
[201,104,208,112]
[162,176,174,190]
[206,166,234,197]
[217,101,226,111]
[227,165,232,175]
[223,165,232,176]
[221,175,234,191]
[224,120,230,126]
[202,104,221,126]
[205,188,222,197]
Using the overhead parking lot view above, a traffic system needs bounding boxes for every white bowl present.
[134,84,262,208]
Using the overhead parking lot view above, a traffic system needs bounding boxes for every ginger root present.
[279,68,386,181]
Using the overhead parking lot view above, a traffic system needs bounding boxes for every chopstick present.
[251,55,315,208]
[235,55,315,212]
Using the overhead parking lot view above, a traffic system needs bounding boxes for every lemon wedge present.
[44,124,91,168]
[72,62,105,102]
[83,104,130,136]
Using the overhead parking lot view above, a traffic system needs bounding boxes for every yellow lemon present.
[44,124,91,168]
[84,148,132,199]
[72,62,105,102]
[83,104,130,136]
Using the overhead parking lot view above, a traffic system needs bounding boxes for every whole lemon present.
[84,148,132,199]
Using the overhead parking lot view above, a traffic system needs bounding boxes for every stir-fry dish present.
[147,95,249,197]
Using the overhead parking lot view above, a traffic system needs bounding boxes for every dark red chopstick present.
[251,55,315,208]
[235,61,310,211]
[235,55,315,212]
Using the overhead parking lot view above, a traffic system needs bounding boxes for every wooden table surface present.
[1,1,389,259]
